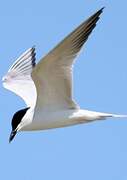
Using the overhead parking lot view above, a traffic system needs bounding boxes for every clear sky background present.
[0,1,127,180]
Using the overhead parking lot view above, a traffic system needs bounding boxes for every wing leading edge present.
[32,8,104,111]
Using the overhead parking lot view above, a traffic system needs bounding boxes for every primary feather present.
[2,7,127,140]
[2,47,37,107]
[32,8,104,111]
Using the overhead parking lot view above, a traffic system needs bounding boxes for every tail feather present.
[99,113,127,119]
[109,114,127,118]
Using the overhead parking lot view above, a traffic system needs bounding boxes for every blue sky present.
[0,1,127,180]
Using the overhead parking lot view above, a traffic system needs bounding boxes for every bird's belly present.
[22,110,77,131]
[21,109,99,131]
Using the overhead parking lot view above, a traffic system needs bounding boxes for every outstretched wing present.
[2,47,37,107]
[32,8,104,111]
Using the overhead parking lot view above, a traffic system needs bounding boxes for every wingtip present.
[92,7,105,21]
[99,7,105,13]
[32,45,36,50]
[89,7,105,22]
[101,6,105,10]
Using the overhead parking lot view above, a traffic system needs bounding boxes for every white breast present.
[21,109,103,131]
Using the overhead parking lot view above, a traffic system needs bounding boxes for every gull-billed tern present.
[2,8,127,142]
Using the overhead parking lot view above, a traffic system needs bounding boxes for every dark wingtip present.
[87,7,105,24]
[32,45,36,50]
[101,7,105,11]
[97,7,105,15]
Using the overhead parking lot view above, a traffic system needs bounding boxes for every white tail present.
[98,113,127,120]
[110,114,127,118]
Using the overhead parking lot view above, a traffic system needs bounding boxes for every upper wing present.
[2,47,37,107]
[32,8,104,111]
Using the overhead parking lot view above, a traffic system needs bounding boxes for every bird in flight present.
[2,7,126,142]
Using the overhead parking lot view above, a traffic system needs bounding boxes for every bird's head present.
[9,107,30,143]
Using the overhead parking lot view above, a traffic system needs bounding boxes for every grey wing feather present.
[32,8,104,110]
[3,47,37,107]
[9,46,36,75]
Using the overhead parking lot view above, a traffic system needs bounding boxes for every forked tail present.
[98,113,127,120]
[109,114,127,118]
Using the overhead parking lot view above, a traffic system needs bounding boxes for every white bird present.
[2,7,126,142]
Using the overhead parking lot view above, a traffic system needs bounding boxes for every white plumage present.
[2,8,127,141]
[3,47,37,107]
